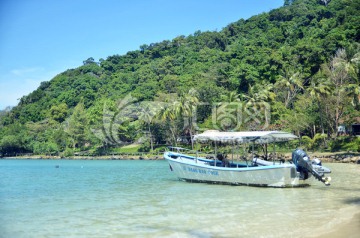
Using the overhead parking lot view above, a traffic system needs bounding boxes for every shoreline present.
[316,212,360,238]
[0,155,164,160]
[1,151,359,163]
[304,151,360,164]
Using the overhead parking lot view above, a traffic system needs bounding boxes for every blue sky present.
[0,0,284,109]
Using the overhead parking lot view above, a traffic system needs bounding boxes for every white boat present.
[164,130,331,188]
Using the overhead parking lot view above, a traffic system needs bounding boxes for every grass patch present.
[110,144,142,154]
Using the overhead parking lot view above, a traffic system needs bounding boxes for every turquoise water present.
[1,159,359,238]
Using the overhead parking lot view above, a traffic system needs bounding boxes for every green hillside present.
[1,0,359,156]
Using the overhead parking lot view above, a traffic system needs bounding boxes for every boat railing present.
[167,146,195,153]
[167,146,255,167]
[167,146,219,157]
[167,148,292,169]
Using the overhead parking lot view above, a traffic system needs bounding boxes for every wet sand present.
[317,212,360,238]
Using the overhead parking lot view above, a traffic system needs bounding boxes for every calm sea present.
[0,159,359,238]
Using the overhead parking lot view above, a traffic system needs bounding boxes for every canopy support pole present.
[243,144,248,167]
[236,144,239,168]
[214,141,217,167]
[231,142,234,165]
[273,143,276,165]
[251,142,255,167]
[265,144,268,160]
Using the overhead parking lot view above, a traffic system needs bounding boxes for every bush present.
[32,141,59,155]
[301,134,327,151]
[62,147,74,157]
[138,141,151,152]
[329,136,360,152]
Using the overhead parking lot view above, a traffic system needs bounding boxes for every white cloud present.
[0,67,61,109]
[10,67,45,76]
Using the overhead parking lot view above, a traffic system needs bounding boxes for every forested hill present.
[1,0,359,156]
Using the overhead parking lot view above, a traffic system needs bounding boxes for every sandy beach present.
[317,212,360,238]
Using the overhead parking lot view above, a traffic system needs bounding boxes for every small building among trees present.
[352,124,360,136]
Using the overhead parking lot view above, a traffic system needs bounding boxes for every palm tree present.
[220,91,241,103]
[156,101,178,146]
[345,84,360,106]
[241,83,275,130]
[308,76,333,100]
[328,48,358,134]
[173,89,199,149]
[275,69,304,108]
[138,103,157,151]
[345,44,360,105]
[217,91,242,131]
[242,83,275,105]
[331,48,358,84]
[155,89,200,149]
[307,75,333,134]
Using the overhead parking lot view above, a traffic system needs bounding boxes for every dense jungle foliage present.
[1,0,359,156]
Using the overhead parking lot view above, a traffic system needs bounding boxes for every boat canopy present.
[193,130,297,144]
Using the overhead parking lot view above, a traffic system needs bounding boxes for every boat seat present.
[252,157,273,166]
[170,155,178,159]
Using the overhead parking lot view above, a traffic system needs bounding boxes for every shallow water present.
[0,159,359,237]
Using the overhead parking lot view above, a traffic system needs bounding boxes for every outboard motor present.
[292,149,331,186]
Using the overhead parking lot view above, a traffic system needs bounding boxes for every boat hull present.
[165,152,308,188]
